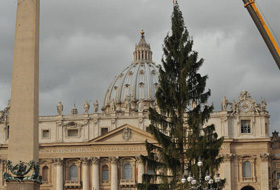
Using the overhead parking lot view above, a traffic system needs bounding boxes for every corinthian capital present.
[136,156,143,164]
[53,158,63,165]
[91,157,100,164]
[81,157,90,165]
[222,153,234,162]
[260,153,270,161]
[109,157,118,164]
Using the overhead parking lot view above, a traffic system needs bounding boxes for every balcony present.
[120,179,136,186]
[242,177,255,182]
[64,180,81,188]
[101,180,109,184]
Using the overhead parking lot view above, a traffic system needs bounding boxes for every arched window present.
[102,165,109,181]
[242,161,251,177]
[69,165,78,181]
[124,163,132,180]
[42,166,49,182]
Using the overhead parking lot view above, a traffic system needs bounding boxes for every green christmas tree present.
[137,3,224,190]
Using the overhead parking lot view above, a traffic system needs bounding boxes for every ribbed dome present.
[102,31,159,113]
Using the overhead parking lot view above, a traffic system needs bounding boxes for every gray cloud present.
[1,0,280,133]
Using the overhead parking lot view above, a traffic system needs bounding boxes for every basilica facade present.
[0,32,279,190]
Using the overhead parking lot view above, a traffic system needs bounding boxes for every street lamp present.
[181,159,222,190]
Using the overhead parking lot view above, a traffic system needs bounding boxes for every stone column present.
[110,157,118,190]
[260,153,270,190]
[136,157,144,183]
[91,157,100,190]
[54,159,64,190]
[223,154,233,190]
[0,160,3,187]
[81,158,89,190]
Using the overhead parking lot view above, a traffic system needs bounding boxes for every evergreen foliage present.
[137,3,224,190]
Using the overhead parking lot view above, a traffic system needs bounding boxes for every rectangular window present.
[101,128,108,136]
[68,129,78,137]
[241,120,251,133]
[42,130,50,138]
[277,173,280,180]
[242,161,251,177]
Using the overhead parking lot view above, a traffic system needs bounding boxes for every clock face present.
[240,101,251,112]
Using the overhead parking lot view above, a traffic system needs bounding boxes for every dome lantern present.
[133,30,153,62]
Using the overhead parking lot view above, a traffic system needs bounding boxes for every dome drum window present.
[139,83,145,88]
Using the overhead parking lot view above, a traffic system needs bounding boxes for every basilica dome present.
[102,31,160,113]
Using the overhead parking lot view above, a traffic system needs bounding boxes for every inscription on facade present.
[40,146,145,154]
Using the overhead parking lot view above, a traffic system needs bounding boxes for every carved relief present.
[122,127,132,141]
[222,90,268,116]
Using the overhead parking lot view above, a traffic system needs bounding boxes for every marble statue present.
[221,97,229,111]
[231,100,238,115]
[57,102,63,115]
[138,99,144,112]
[71,105,78,115]
[94,100,99,113]
[84,101,90,114]
[110,99,116,112]
[262,97,267,111]
[124,95,130,112]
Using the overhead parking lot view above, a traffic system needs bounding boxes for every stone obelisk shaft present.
[8,0,40,163]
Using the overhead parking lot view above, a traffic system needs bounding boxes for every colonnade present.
[54,156,145,190]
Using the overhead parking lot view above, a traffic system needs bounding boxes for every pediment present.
[90,124,156,144]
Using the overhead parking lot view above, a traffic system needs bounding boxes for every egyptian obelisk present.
[7,0,40,189]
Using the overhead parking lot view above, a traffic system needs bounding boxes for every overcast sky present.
[0,0,280,133]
